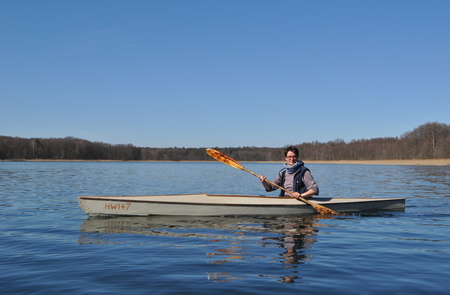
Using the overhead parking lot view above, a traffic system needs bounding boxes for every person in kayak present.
[259,146,319,199]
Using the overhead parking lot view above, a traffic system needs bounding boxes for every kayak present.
[78,194,405,216]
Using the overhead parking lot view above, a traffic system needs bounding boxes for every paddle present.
[206,148,339,215]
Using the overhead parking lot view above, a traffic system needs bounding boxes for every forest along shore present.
[2,122,450,162]
[2,159,450,166]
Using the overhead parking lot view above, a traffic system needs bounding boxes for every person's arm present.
[292,188,316,199]
[295,170,319,199]
[259,174,280,192]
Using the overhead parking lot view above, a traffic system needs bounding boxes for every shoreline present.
[2,159,450,166]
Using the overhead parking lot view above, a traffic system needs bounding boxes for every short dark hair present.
[284,146,299,157]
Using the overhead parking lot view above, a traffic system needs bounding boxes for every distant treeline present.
[1,122,449,161]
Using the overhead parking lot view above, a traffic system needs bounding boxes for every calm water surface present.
[1,162,449,294]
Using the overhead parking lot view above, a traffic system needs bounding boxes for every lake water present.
[1,161,449,294]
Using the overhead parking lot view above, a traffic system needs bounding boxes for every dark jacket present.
[277,165,310,196]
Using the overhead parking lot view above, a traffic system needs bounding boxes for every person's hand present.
[290,192,301,199]
[259,175,266,182]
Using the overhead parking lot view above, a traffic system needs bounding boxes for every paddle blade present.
[311,203,339,215]
[206,149,244,170]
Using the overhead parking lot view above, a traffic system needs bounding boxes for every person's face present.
[285,151,298,165]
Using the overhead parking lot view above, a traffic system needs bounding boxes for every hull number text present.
[104,203,132,210]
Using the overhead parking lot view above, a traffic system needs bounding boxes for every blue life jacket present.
[278,165,310,196]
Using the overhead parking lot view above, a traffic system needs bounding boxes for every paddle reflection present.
[79,215,329,284]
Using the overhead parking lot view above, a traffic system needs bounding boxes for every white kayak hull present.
[78,194,405,216]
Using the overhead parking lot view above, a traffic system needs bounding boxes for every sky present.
[1,0,449,148]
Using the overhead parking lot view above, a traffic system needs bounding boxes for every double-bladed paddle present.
[206,148,339,215]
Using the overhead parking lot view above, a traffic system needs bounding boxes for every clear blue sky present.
[1,0,449,148]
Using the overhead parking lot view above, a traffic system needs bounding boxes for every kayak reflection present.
[79,215,329,284]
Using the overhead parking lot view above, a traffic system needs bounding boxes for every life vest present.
[278,165,310,196]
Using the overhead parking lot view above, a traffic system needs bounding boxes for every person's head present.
[284,146,299,165]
